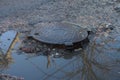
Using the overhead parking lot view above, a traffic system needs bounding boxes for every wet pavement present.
[0,0,120,80]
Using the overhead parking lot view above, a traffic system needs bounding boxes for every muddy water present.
[0,30,120,80]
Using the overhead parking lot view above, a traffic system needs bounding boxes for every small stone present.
[36,47,40,51]
[104,32,109,37]
[114,4,120,12]
[48,48,51,51]
[74,48,82,51]
[52,48,56,51]
[55,52,59,55]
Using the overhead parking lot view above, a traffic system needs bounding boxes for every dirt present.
[0,0,120,34]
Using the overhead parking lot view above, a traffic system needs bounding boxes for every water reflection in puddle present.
[0,30,120,80]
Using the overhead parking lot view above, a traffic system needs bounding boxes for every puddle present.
[0,30,120,80]
[0,30,18,53]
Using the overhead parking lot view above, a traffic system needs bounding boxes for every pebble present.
[114,4,120,12]
[74,48,82,51]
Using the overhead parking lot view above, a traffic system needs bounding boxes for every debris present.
[0,73,24,80]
